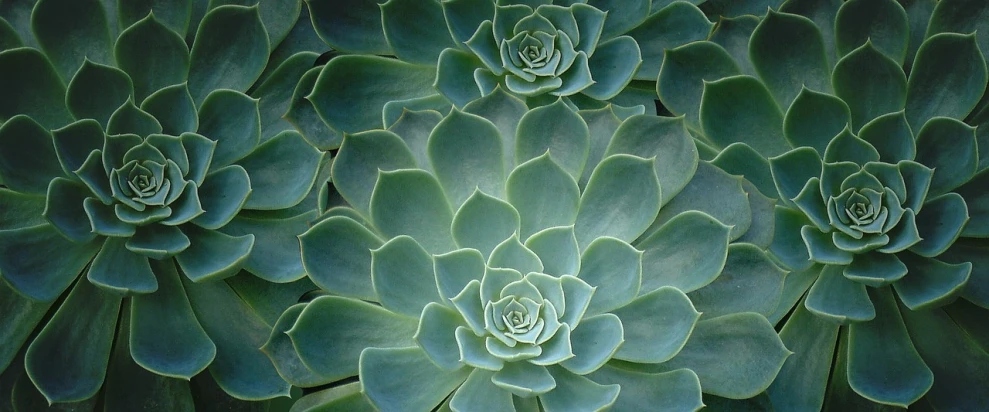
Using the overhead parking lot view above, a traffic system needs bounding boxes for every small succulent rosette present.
[265,89,792,411]
[299,0,715,135]
[657,1,989,409]
[0,1,327,407]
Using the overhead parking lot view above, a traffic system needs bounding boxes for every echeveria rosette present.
[263,89,791,411]
[658,0,989,409]
[303,0,715,135]
[0,0,327,406]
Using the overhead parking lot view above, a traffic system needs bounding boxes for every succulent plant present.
[657,0,989,409]
[0,0,328,406]
[265,88,792,411]
[300,0,715,135]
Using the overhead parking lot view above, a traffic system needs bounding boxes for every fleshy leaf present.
[577,237,641,315]
[844,252,908,287]
[858,111,916,163]
[627,1,711,82]
[192,165,251,230]
[415,303,467,371]
[66,60,133,127]
[700,75,787,157]
[767,299,839,412]
[130,258,215,379]
[710,142,776,199]
[175,225,254,282]
[708,14,760,75]
[31,0,113,81]
[381,0,456,65]
[846,287,933,407]
[107,99,163,136]
[141,83,198,135]
[434,248,485,306]
[307,0,391,54]
[187,5,270,103]
[770,147,823,204]
[114,13,191,102]
[588,366,702,412]
[506,153,580,239]
[910,193,969,257]
[361,347,470,411]
[515,100,590,180]
[523,226,579,278]
[0,48,72,128]
[0,115,64,195]
[196,89,260,168]
[638,210,731,294]
[604,115,698,205]
[435,48,484,108]
[647,162,752,242]
[895,253,971,310]
[300,216,383,301]
[583,36,642,100]
[913,117,978,196]
[429,109,505,206]
[237,130,323,210]
[834,0,910,63]
[86,237,158,294]
[42,178,96,243]
[657,41,741,130]
[750,10,831,108]
[905,32,988,131]
[612,286,698,364]
[372,236,441,317]
[575,154,660,249]
[832,41,907,130]
[452,190,521,259]
[463,86,528,172]
[25,277,120,403]
[488,234,543,275]
[805,264,876,323]
[783,88,851,154]
[370,169,455,254]
[0,223,101,301]
[261,304,329,388]
[688,243,788,318]
[217,211,314,283]
[541,366,620,412]
[657,313,790,399]
[822,126,880,167]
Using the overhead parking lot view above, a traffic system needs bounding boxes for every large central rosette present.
[263,90,791,411]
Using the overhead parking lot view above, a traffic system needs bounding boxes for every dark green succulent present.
[0,0,327,407]
[657,0,989,409]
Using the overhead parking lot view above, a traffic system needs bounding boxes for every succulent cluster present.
[657,0,989,409]
[1,0,988,411]
[266,90,790,411]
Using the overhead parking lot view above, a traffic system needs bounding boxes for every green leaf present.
[66,60,133,128]
[583,36,642,100]
[217,211,315,283]
[956,169,989,238]
[331,130,417,215]
[559,274,594,329]
[587,0,649,40]
[520,226,577,279]
[844,252,908,287]
[237,130,323,210]
[0,281,51,371]
[910,193,969,257]
[25,277,121,403]
[262,304,329,387]
[805,264,875,323]
[370,169,455,254]
[130,258,215,379]
[710,143,776,200]
[767,299,839,412]
[300,216,383,300]
[381,0,456,65]
[575,154,660,249]
[627,1,711,82]
[41,178,95,243]
[899,160,934,212]
[689,243,788,318]
[443,0,495,46]
[0,223,100,301]
[250,51,320,141]
[125,224,192,260]
[195,89,260,168]
[700,75,787,156]
[86,236,159,294]
[311,55,436,133]
[914,117,978,196]
[611,286,698,364]
[107,99,163,136]
[577,237,641,314]
[858,111,916,163]
[307,0,390,55]
[0,189,47,231]
[114,13,191,102]
[541,366,621,412]
[588,366,702,412]
[750,10,831,108]
[604,115,698,205]
[769,264,822,325]
[452,190,521,259]
[832,41,907,131]
[187,5,269,103]
[463,86,528,171]
[450,369,513,412]
[140,83,198,135]
[835,0,910,64]
[32,0,112,81]
[658,312,791,399]
[50,120,103,181]
[895,253,971,310]
[647,162,752,242]
[371,236,441,317]
[0,48,72,129]
[847,287,933,407]
[506,153,580,240]
[287,296,416,382]
[488,234,543,274]
[656,41,741,131]
[284,66,341,151]
[576,106,622,186]
[192,165,251,229]
[386,109,442,172]
[905,33,988,131]
[823,126,881,166]
[118,0,193,37]
[783,88,851,154]
[560,313,624,375]
[515,100,590,180]
[429,110,505,207]
[638,210,730,294]
[433,48,483,108]
[290,382,374,411]
[183,274,291,400]
[708,14,760,76]
[780,0,841,67]
[434,248,485,305]
[0,115,64,195]
[903,301,989,411]
[770,147,823,204]
[415,303,466,371]
[175,225,254,282]
[361,347,470,411]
